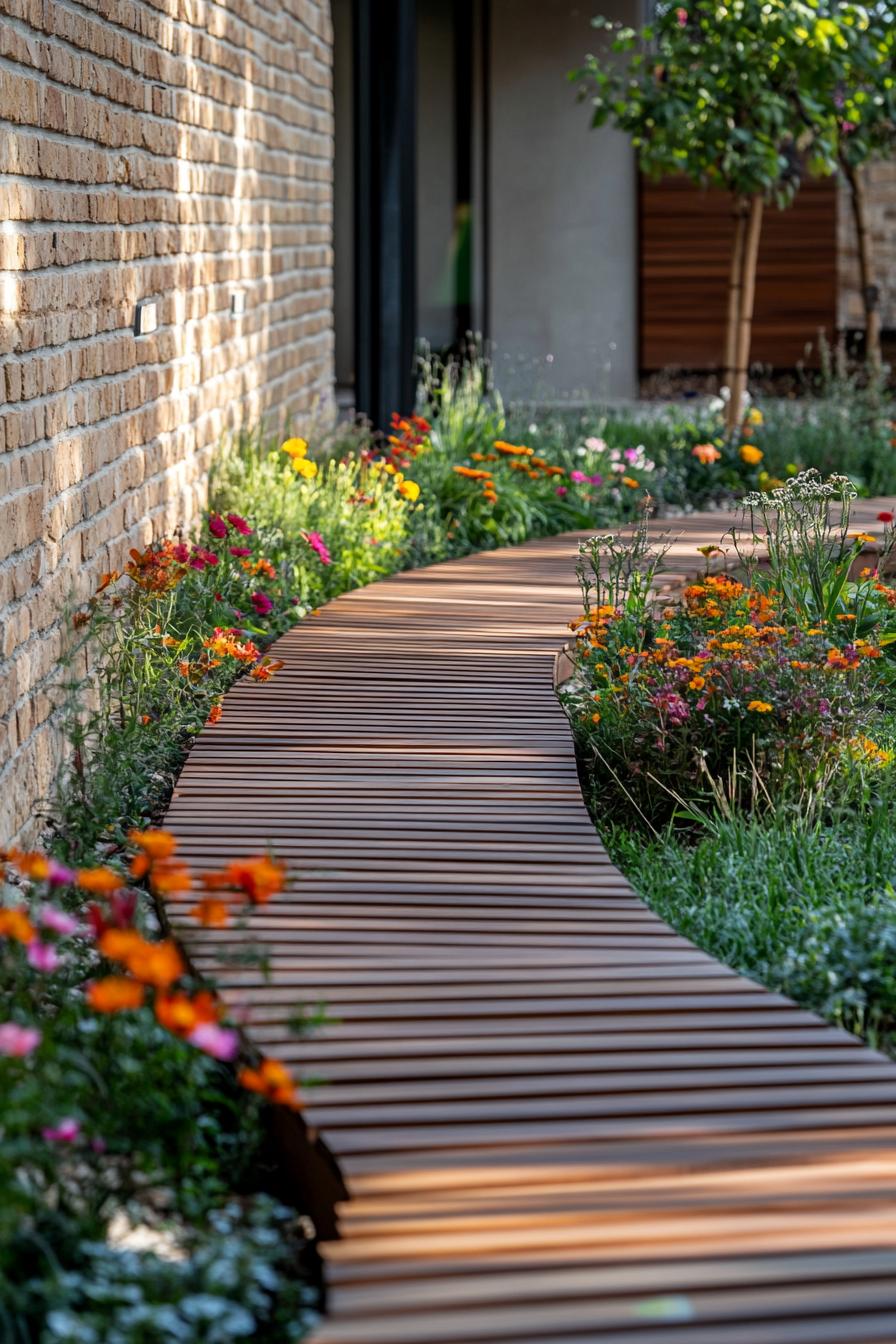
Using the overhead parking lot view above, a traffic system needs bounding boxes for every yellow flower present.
[291,457,317,479]
[853,533,877,545]
[747,407,763,426]
[747,700,773,713]
[281,437,308,459]
[740,444,764,466]
[398,479,420,502]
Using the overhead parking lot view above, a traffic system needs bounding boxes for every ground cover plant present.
[563,468,896,1056]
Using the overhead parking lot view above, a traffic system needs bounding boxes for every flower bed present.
[564,471,896,1055]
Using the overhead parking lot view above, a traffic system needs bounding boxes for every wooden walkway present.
[164,504,896,1343]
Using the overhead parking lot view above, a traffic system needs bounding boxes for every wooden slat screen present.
[640,176,838,372]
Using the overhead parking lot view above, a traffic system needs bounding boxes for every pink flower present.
[624,447,639,463]
[250,592,273,617]
[42,1118,80,1144]
[39,906,78,936]
[569,470,587,484]
[190,547,219,570]
[27,941,60,974]
[189,1023,239,1061]
[589,474,604,486]
[584,436,606,452]
[229,546,252,558]
[555,486,568,496]
[46,860,77,887]
[0,1022,41,1056]
[303,531,332,566]
[226,513,253,536]
[208,514,228,539]
[676,6,687,23]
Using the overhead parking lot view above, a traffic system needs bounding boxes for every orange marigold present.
[87,976,145,1013]
[238,1058,302,1110]
[76,866,124,894]
[0,907,36,944]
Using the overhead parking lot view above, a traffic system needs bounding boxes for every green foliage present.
[609,803,896,1055]
[22,1198,315,1344]
[573,0,841,202]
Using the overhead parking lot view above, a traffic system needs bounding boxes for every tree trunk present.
[723,198,749,407]
[727,194,764,435]
[842,157,882,372]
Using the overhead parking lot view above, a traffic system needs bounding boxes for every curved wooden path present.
[164,503,896,1343]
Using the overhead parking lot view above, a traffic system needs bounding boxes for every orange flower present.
[238,1058,302,1110]
[76,866,124,894]
[493,440,532,457]
[622,476,640,489]
[249,658,285,683]
[747,700,773,713]
[689,675,706,690]
[99,928,146,962]
[201,856,285,904]
[207,703,223,725]
[452,466,492,481]
[0,907,36,944]
[692,443,722,464]
[189,897,230,928]
[739,444,764,466]
[128,830,177,861]
[155,989,219,1036]
[149,860,193,896]
[204,629,261,664]
[8,851,50,881]
[126,938,185,990]
[87,976,145,1013]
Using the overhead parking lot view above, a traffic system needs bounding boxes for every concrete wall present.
[488,0,638,401]
[0,0,334,843]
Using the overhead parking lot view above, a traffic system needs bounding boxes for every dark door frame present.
[352,0,417,428]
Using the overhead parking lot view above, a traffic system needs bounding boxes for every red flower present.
[226,513,253,535]
[877,511,894,524]
[250,592,274,617]
[208,515,228,538]
[229,546,252,558]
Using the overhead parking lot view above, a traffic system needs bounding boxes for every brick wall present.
[0,0,334,843]
[838,159,896,334]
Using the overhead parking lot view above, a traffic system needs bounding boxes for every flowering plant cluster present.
[566,481,896,824]
[0,831,311,1340]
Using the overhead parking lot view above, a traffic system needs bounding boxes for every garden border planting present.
[162,500,896,1343]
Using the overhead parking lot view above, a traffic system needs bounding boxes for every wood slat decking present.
[163,502,896,1343]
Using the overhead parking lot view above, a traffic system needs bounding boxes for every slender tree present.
[573,0,839,432]
[791,2,896,369]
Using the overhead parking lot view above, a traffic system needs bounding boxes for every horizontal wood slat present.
[163,499,896,1341]
[640,176,838,371]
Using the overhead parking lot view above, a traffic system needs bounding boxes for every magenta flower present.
[46,861,77,887]
[39,906,78,936]
[303,531,332,566]
[208,514,228,539]
[250,592,274,617]
[42,1118,80,1144]
[0,1022,41,1056]
[172,543,191,563]
[555,486,568,497]
[569,470,587,484]
[27,941,60,974]
[226,513,253,536]
[229,546,252,558]
[624,447,639,463]
[589,474,604,486]
[189,1023,239,1061]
